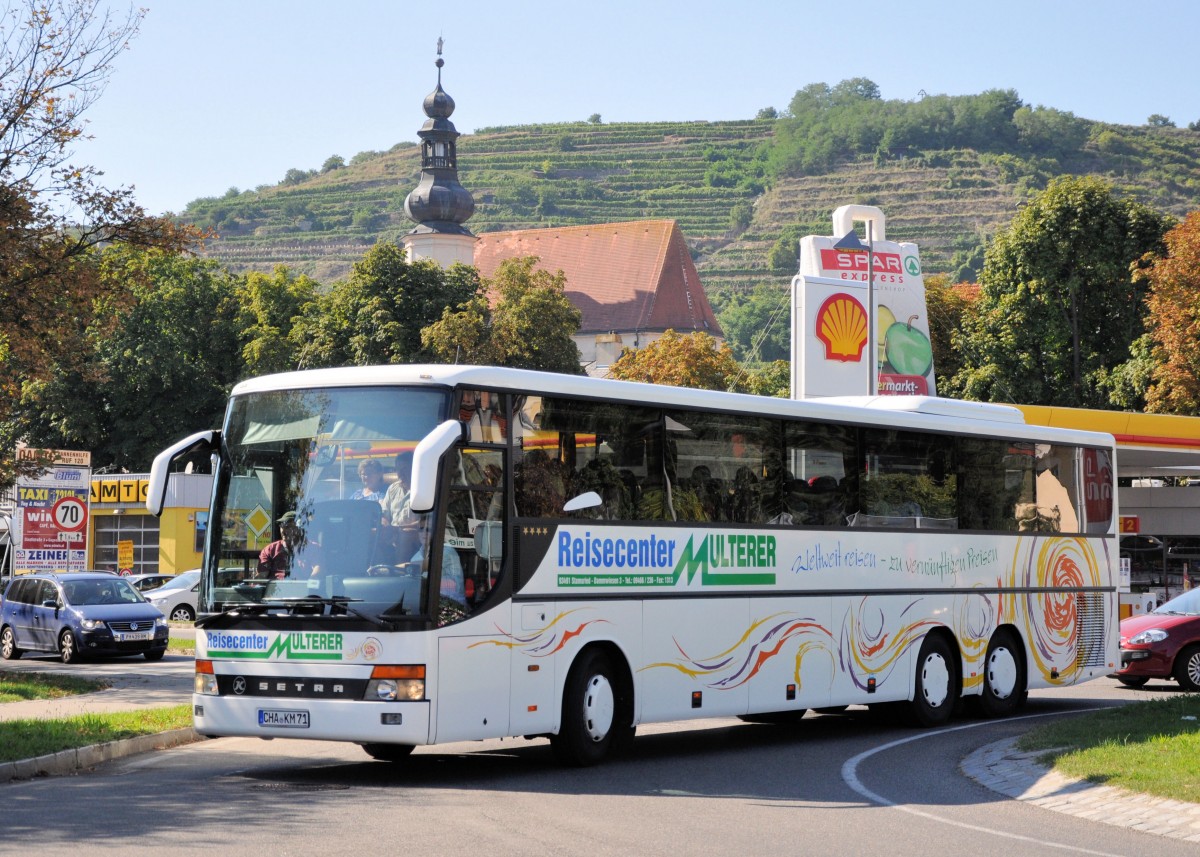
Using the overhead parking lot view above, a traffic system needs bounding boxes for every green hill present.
[184,105,1200,298]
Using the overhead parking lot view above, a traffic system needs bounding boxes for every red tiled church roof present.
[473,220,723,337]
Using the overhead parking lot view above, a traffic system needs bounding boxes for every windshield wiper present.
[197,596,398,630]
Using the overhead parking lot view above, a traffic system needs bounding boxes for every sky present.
[66,0,1200,216]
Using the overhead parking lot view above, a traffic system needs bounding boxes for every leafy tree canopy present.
[422,256,582,374]
[769,79,1059,177]
[0,0,196,484]
[297,242,479,368]
[608,330,745,392]
[15,247,243,471]
[238,265,320,377]
[719,283,790,363]
[1139,211,1200,414]
[950,176,1171,408]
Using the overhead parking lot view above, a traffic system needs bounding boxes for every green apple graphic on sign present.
[884,315,933,377]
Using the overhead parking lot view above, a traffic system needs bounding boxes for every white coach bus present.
[148,365,1118,765]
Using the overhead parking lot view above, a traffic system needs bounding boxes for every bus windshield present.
[204,385,451,625]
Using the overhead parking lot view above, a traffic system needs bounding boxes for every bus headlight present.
[364,665,425,701]
[195,659,218,695]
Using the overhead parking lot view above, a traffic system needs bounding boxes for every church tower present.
[401,40,476,267]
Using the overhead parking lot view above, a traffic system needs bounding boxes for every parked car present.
[1113,588,1200,690]
[0,571,168,663]
[144,569,201,622]
[123,573,176,593]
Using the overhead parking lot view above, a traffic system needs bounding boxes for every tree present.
[1137,211,1200,413]
[1147,114,1175,128]
[607,330,745,391]
[238,265,320,377]
[15,248,243,471]
[718,283,790,362]
[755,107,778,121]
[422,256,583,374]
[587,113,601,124]
[0,0,194,485]
[923,275,978,395]
[297,242,478,368]
[952,176,1171,407]
[321,154,345,173]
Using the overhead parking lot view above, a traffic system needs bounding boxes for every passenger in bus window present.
[352,459,386,505]
[385,451,413,525]
[395,518,467,624]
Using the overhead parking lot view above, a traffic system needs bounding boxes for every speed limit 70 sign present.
[52,495,88,532]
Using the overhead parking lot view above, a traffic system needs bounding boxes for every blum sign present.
[90,479,149,505]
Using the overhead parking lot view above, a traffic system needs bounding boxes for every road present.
[0,650,1192,857]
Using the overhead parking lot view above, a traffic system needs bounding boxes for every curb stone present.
[0,727,200,783]
[962,737,1200,843]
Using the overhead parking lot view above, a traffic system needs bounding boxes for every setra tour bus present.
[147,365,1119,766]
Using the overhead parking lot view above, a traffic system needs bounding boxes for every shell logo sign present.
[814,294,867,362]
[791,205,936,398]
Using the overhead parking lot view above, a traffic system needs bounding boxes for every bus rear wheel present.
[905,634,957,728]
[361,743,415,762]
[977,630,1026,718]
[551,648,633,766]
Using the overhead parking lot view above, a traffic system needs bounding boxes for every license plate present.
[258,709,310,728]
[116,631,152,642]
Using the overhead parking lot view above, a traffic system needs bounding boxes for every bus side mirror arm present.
[410,420,467,513]
[146,430,220,517]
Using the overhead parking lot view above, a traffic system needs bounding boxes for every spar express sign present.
[792,205,936,398]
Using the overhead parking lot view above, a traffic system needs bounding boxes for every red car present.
[1114,589,1200,691]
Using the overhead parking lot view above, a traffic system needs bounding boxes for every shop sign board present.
[12,447,91,573]
[791,205,935,399]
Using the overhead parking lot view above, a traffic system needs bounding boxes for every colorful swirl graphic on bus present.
[838,599,937,692]
[468,609,610,657]
[641,613,832,690]
[1004,536,1107,684]
[956,590,997,691]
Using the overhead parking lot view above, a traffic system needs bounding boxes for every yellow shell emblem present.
[815,294,868,362]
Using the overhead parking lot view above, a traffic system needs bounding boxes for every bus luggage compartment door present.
[434,635,511,744]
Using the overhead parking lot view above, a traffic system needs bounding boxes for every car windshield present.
[63,578,144,606]
[155,572,199,593]
[207,385,449,623]
[1154,589,1200,616]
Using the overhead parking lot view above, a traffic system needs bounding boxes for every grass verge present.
[1016,696,1200,804]
[0,704,192,763]
[166,637,195,654]
[0,670,108,703]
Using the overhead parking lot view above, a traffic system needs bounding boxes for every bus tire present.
[551,648,633,766]
[977,629,1026,718]
[905,634,957,728]
[361,743,415,762]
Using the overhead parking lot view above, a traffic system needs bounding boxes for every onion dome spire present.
[404,39,475,234]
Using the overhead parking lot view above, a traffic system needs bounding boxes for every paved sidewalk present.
[962,737,1200,842]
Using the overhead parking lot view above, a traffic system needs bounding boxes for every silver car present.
[144,569,200,622]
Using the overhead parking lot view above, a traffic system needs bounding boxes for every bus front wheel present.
[551,648,633,766]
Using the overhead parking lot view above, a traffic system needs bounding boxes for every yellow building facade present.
[87,473,211,576]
